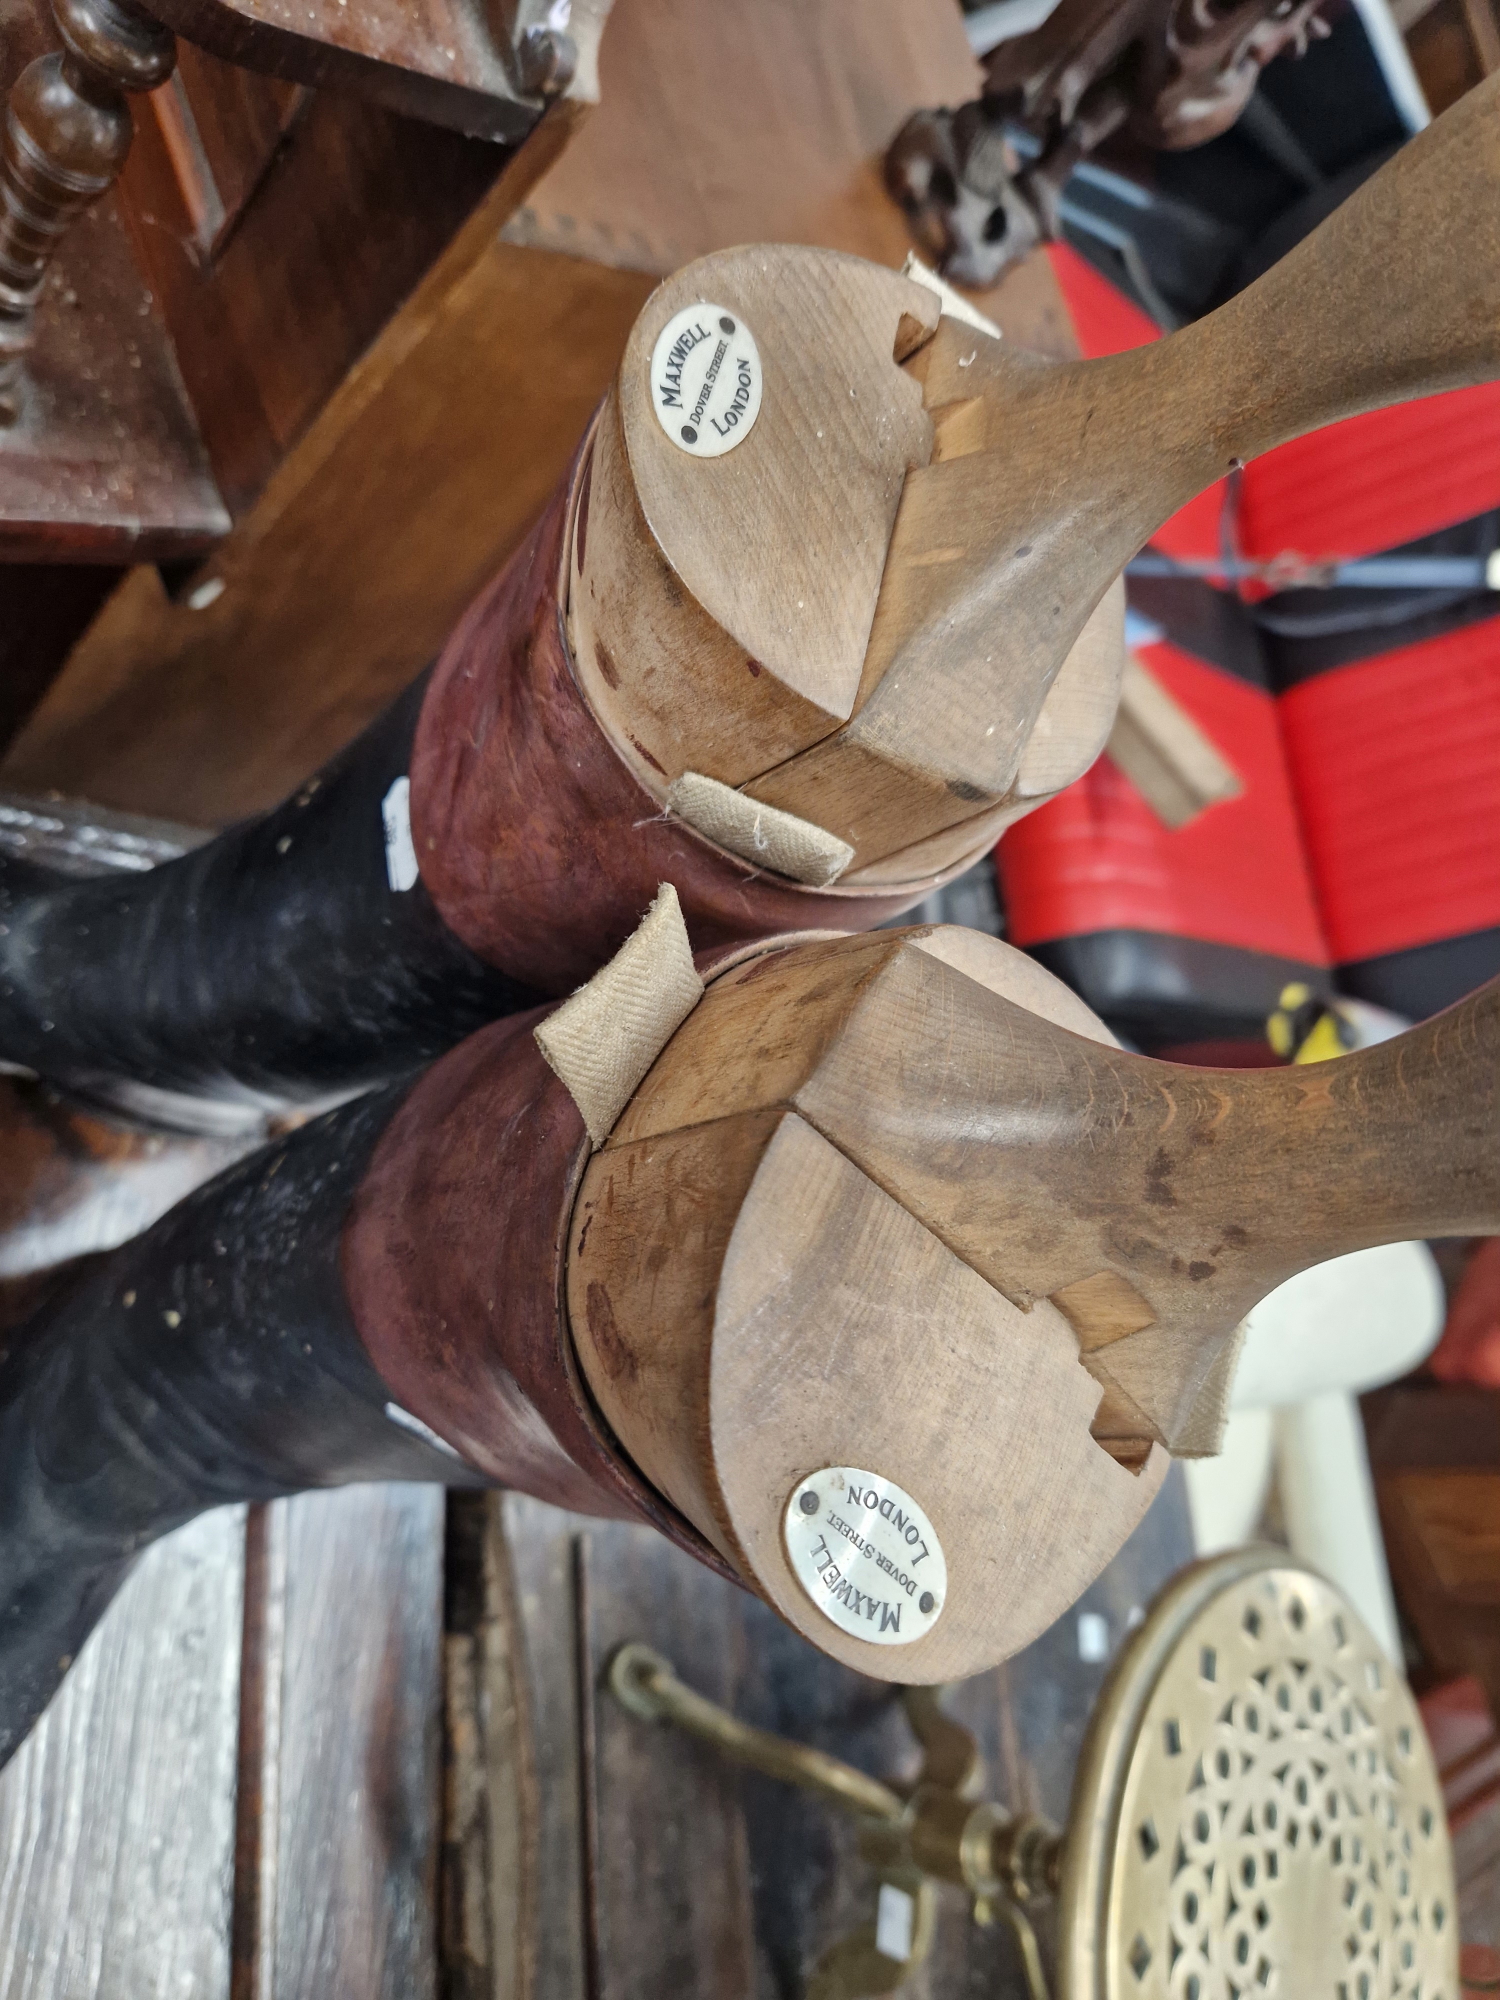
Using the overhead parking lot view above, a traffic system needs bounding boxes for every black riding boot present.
[0,1086,479,1768]
[0,680,538,1134]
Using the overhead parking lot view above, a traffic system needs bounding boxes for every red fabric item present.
[1430,1237,1500,1390]
[1048,242,1160,358]
[1279,620,1500,964]
[1240,384,1500,562]
[999,641,1329,964]
[1046,246,1225,562]
[1048,246,1500,566]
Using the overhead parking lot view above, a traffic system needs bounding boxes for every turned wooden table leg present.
[0,0,175,423]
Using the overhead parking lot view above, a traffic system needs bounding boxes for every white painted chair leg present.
[1183,1406,1275,1556]
[1275,1390,1402,1663]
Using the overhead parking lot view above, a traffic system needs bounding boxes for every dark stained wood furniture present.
[0,0,1003,822]
[1369,1382,1500,1730]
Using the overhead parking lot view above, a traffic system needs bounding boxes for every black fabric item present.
[1029,930,1330,1051]
[0,677,542,1130]
[0,1085,484,1772]
[1339,927,1500,1021]
[1256,510,1500,685]
[1125,573,1271,688]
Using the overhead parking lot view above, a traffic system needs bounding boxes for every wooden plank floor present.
[0,1488,447,2000]
[0,1508,245,1999]
[447,1479,1195,1999]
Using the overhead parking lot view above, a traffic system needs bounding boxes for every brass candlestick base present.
[610,1548,1459,2000]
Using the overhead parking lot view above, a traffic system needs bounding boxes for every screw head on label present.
[649,303,763,460]
[781,1467,948,1647]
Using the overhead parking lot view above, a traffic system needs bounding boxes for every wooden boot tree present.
[8,79,1499,1123]
[568,926,1500,1683]
[572,73,1500,876]
[3,910,1495,1765]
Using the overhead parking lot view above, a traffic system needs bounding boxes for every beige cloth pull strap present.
[534,883,704,1146]
[667,771,855,887]
[900,252,1002,339]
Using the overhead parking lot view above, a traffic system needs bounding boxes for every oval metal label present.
[782,1466,947,1646]
[649,302,763,458]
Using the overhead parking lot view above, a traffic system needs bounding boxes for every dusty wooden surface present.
[117,43,530,516]
[473,1473,1195,1996]
[2,0,992,826]
[136,0,603,144]
[0,0,226,565]
[1,110,628,825]
[237,1485,447,2000]
[0,1508,245,2000]
[0,1485,448,2000]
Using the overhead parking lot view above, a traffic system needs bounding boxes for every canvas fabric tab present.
[534,883,704,1146]
[667,771,854,887]
[900,252,1002,339]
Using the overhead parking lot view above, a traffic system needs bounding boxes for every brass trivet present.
[611,1547,1459,1999]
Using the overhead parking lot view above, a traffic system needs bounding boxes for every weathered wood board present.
[468,1471,1195,1997]
[0,1507,246,2000]
[0,1485,447,2000]
[238,1483,447,2000]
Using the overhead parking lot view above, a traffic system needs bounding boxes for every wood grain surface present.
[0,1485,450,2000]
[498,0,980,273]
[135,0,605,143]
[0,1,226,563]
[405,466,988,996]
[573,925,1500,1677]
[1,0,1001,825]
[752,77,1500,864]
[241,1485,446,2000]
[478,1470,1193,1996]
[574,244,1124,877]
[569,929,1166,1680]
[117,47,543,517]
[3,136,644,824]
[0,1508,246,2000]
[579,248,937,786]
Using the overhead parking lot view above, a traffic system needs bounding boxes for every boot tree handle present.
[858,77,1500,835]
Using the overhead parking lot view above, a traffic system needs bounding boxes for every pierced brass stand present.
[610,1641,1058,2000]
[609,1547,1461,2000]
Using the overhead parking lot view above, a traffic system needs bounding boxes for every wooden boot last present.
[0,266,1090,1126]
[10,76,1497,1124]
[5,922,1494,1762]
[567,928,1500,1684]
[533,73,1500,879]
